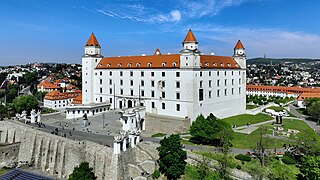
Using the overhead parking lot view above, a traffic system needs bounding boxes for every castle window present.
[109,79,112,85]
[232,71,234,76]
[141,90,145,97]
[117,63,122,67]
[186,57,188,60]
[161,62,166,67]
[232,88,234,95]
[130,71,133,76]
[235,64,239,67]
[141,71,144,77]
[209,80,212,87]
[151,72,154,77]
[225,89,227,96]
[147,62,152,67]
[100,88,102,93]
[151,80,155,87]
[120,89,123,95]
[172,62,177,67]
[151,91,155,97]
[200,72,202,77]
[176,104,180,111]
[120,79,123,85]
[225,71,227,76]
[100,71,102,76]
[109,88,112,94]
[162,72,165,77]
[209,71,211,76]
[99,79,102,84]
[162,103,165,109]
[136,63,141,67]
[110,71,112,76]
[131,90,134,96]
[98,64,102,67]
[209,91,212,98]
[176,72,180,77]
[152,102,155,108]
[176,92,180,100]
[130,80,133,86]
[141,80,144,87]
[186,63,188,66]
[162,91,165,98]
[176,81,180,88]
[127,63,132,67]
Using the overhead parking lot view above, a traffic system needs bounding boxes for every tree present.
[298,156,320,179]
[190,115,232,145]
[303,98,320,109]
[251,127,269,168]
[23,71,38,86]
[268,159,296,180]
[297,129,320,155]
[68,162,95,180]
[307,101,320,124]
[196,155,211,180]
[12,95,39,114]
[156,134,187,180]
[0,104,7,119]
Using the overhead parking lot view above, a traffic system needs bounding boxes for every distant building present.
[296,93,320,108]
[44,90,81,110]
[74,30,246,124]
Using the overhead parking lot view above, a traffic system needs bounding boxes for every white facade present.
[81,32,246,122]
[44,98,72,110]
[246,90,298,98]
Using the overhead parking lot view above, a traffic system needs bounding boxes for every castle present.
[67,30,246,129]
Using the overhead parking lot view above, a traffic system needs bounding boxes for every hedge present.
[235,154,252,162]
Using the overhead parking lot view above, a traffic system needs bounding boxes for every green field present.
[246,104,259,110]
[232,119,312,148]
[223,113,273,127]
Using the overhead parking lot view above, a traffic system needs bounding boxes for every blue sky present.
[1,0,320,65]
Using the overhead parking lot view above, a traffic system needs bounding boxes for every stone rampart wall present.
[0,121,118,180]
[145,113,190,134]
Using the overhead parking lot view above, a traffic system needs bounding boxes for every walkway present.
[288,104,320,133]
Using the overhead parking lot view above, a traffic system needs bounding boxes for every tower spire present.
[183,29,197,42]
[85,33,100,47]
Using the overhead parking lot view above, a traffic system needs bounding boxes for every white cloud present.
[191,24,320,58]
[170,10,181,22]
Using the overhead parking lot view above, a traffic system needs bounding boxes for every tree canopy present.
[12,95,39,114]
[157,134,187,180]
[68,162,95,180]
[190,114,233,146]
[298,156,320,179]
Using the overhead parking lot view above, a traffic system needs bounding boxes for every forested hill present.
[247,58,320,64]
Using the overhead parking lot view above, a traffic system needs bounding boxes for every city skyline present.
[1,0,320,65]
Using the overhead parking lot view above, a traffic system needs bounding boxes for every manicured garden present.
[246,104,259,110]
[223,113,273,127]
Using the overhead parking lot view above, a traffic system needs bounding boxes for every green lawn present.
[223,113,273,127]
[0,168,10,175]
[151,133,166,138]
[246,104,259,110]
[180,165,200,180]
[231,119,312,148]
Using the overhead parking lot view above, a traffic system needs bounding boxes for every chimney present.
[142,53,146,56]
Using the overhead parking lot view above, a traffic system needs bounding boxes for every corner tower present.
[82,33,103,104]
[180,29,201,68]
[233,40,246,69]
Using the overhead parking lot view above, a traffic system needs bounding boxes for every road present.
[288,104,320,133]
[19,86,31,96]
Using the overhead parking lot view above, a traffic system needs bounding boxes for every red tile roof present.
[246,84,320,94]
[71,94,82,104]
[96,54,240,69]
[85,33,100,47]
[184,29,197,42]
[37,81,59,89]
[234,40,244,49]
[297,93,320,100]
[44,90,68,100]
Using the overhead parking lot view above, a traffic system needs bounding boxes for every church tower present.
[180,29,201,68]
[233,40,246,69]
[82,33,103,104]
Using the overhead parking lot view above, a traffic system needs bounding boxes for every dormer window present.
[213,63,217,66]
[147,62,152,67]
[136,63,141,67]
[220,63,224,67]
[161,63,166,67]
[127,63,132,67]
[107,64,111,67]
[227,63,231,67]
[235,64,239,67]
[117,63,122,67]
[172,62,177,67]
[97,64,102,67]
[205,62,209,67]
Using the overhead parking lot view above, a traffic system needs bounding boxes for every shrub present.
[151,133,166,138]
[236,165,241,170]
[152,170,160,179]
[235,154,251,162]
[282,155,296,164]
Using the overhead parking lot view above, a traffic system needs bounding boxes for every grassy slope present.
[223,113,273,127]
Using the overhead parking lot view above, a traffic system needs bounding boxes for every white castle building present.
[72,30,246,124]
